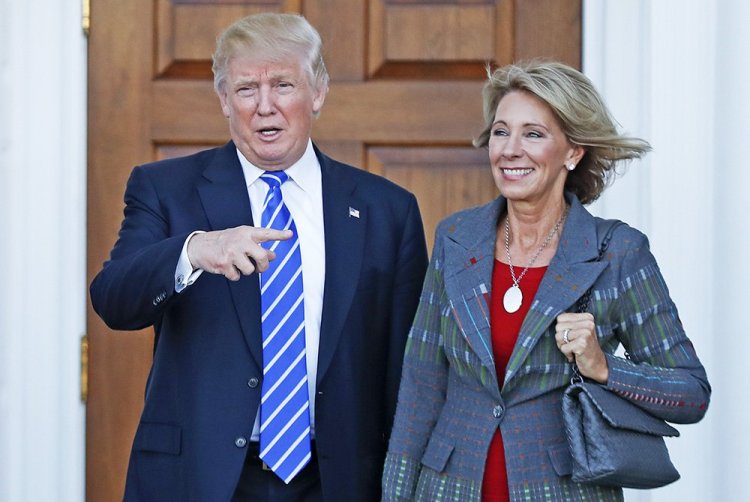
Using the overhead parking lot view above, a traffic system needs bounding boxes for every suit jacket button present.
[492,405,504,418]
[247,377,259,388]
[235,437,247,448]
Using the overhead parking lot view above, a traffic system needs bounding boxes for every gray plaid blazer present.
[382,194,710,501]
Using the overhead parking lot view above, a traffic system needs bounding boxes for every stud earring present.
[566,162,576,171]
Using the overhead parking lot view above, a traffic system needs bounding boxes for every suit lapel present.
[196,141,264,370]
[502,196,608,388]
[441,198,503,395]
[316,150,366,384]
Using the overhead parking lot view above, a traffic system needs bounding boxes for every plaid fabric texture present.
[382,195,710,502]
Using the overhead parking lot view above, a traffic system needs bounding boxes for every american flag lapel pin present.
[348,206,360,218]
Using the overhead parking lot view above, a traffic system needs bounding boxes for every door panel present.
[369,146,495,249]
[87,1,581,499]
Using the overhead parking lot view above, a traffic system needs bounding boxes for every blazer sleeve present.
[382,224,450,501]
[384,194,429,437]
[90,165,190,331]
[604,227,711,424]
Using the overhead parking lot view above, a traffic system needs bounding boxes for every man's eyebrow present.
[232,77,258,87]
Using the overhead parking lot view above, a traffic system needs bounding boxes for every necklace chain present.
[504,206,568,287]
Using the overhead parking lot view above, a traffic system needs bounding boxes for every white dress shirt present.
[174,140,326,440]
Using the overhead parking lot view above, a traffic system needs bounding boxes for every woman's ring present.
[563,329,570,344]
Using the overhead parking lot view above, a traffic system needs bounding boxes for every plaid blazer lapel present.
[441,198,503,396]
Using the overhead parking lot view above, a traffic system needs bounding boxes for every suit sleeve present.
[605,229,711,424]
[90,165,191,331]
[384,194,429,436]
[382,224,449,501]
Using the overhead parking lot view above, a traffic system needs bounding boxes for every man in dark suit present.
[90,13,428,502]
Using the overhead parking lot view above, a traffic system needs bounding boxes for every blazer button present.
[247,377,259,388]
[492,405,504,418]
[235,437,247,448]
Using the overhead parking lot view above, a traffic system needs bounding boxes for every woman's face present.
[488,90,582,206]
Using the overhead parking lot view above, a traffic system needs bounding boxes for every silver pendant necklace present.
[502,207,568,313]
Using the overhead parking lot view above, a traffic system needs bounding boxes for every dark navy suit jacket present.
[90,141,428,501]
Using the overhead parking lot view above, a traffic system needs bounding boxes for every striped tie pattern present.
[258,171,311,484]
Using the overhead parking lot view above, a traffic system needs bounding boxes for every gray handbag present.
[561,221,681,489]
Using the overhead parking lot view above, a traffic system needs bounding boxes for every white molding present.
[0,0,86,501]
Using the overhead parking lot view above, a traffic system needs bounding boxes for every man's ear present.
[312,85,327,115]
[218,88,231,118]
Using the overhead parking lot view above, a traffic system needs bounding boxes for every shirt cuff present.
[175,231,205,293]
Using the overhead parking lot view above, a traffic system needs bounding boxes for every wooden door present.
[86,0,581,499]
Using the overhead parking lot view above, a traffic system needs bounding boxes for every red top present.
[482,260,547,502]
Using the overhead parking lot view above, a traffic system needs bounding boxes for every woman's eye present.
[527,130,543,138]
[492,129,508,137]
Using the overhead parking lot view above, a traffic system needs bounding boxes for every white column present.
[711,2,750,500]
[642,4,717,501]
[0,0,86,500]
[584,1,720,501]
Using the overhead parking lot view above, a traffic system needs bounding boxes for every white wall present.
[585,1,747,501]
[0,1,745,501]
[0,0,87,501]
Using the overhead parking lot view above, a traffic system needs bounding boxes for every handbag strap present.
[570,220,624,383]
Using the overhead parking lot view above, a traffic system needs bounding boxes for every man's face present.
[218,54,326,170]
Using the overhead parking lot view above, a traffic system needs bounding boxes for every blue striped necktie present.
[258,171,311,483]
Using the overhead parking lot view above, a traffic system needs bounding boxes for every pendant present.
[503,285,523,313]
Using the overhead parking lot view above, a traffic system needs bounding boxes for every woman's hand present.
[555,312,609,384]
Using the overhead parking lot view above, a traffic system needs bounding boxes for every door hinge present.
[82,0,90,37]
[80,334,89,403]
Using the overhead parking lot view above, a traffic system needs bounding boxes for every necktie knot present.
[260,171,289,190]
